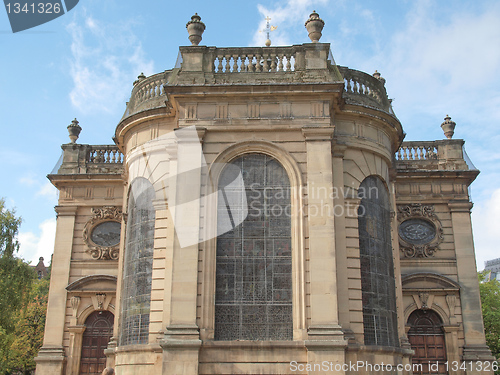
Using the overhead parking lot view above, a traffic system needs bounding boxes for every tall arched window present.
[119,178,155,345]
[358,176,398,347]
[215,153,292,341]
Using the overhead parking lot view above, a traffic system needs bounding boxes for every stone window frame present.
[402,273,461,367]
[397,203,444,258]
[65,275,117,375]
[199,141,306,341]
[82,206,122,260]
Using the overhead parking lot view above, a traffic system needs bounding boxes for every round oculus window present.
[90,221,121,247]
[399,219,436,245]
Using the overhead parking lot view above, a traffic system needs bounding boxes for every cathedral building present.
[35,12,494,375]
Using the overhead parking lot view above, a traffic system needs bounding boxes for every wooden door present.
[408,309,447,375]
[80,311,114,375]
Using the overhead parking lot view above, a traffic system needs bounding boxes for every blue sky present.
[1,0,499,269]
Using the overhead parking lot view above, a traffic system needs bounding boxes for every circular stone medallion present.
[399,219,436,245]
[91,221,121,247]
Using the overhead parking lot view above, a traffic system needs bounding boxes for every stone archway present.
[407,309,447,375]
[80,310,114,375]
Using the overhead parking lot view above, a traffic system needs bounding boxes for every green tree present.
[0,199,37,374]
[8,275,50,374]
[479,271,500,369]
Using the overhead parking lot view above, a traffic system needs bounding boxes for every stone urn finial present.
[441,115,456,139]
[373,70,386,85]
[133,72,146,85]
[305,10,325,42]
[186,13,206,46]
[67,118,82,143]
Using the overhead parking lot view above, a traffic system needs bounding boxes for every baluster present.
[217,55,223,73]
[231,55,238,72]
[271,54,277,72]
[418,146,424,160]
[397,148,402,160]
[278,54,284,71]
[286,55,292,71]
[225,55,231,72]
[256,54,262,72]
[263,54,270,72]
[403,147,408,160]
[353,80,359,94]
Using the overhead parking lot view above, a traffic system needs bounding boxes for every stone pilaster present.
[448,200,494,372]
[160,128,205,374]
[303,127,347,374]
[66,325,86,375]
[35,205,78,375]
[332,144,350,332]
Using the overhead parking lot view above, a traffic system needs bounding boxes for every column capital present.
[448,200,473,212]
[175,126,207,143]
[332,143,347,158]
[68,325,86,334]
[54,205,78,217]
[302,126,335,141]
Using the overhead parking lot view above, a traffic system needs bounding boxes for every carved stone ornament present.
[397,204,443,258]
[82,206,122,260]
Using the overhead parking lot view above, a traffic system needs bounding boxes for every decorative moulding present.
[397,203,443,258]
[82,206,122,260]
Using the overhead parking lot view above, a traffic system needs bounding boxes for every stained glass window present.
[358,176,399,347]
[215,154,292,341]
[119,178,155,346]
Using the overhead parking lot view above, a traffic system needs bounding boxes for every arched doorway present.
[80,310,114,375]
[407,309,447,374]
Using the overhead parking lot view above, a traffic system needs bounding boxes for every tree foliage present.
[7,276,49,374]
[479,271,500,364]
[0,198,48,374]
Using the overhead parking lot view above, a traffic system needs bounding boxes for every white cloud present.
[252,0,329,46]
[472,188,500,270]
[36,181,59,203]
[18,218,56,265]
[67,11,155,114]
[19,175,38,186]
[378,2,500,135]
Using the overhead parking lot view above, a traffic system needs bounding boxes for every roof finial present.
[441,115,456,139]
[373,70,386,85]
[186,13,206,46]
[260,16,277,47]
[67,118,81,144]
[305,10,324,42]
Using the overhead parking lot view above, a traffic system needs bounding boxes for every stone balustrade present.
[87,145,123,164]
[396,141,438,161]
[121,43,398,119]
[395,140,472,171]
[124,72,168,118]
[338,66,391,112]
[212,47,296,73]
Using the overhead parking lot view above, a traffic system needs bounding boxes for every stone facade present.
[36,16,493,375]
